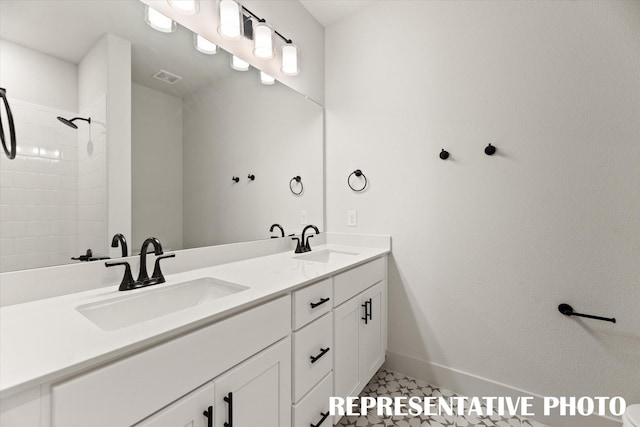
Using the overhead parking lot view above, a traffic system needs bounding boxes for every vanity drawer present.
[51,296,291,427]
[292,278,332,330]
[293,372,333,427]
[333,257,385,306]
[293,313,332,402]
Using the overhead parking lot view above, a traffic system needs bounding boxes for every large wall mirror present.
[0,0,324,273]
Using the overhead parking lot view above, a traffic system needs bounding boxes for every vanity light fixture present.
[194,34,218,54]
[218,0,243,40]
[231,55,250,71]
[281,42,299,76]
[253,21,274,59]
[168,0,199,15]
[145,6,176,33]
[260,71,275,85]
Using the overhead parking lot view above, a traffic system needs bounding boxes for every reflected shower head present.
[57,116,91,129]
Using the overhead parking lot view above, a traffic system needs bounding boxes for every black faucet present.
[111,233,128,257]
[270,223,285,238]
[301,225,320,252]
[106,237,174,291]
[137,237,164,284]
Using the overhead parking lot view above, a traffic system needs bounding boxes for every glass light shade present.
[260,71,275,85]
[218,0,242,40]
[231,55,249,71]
[195,34,218,54]
[281,43,299,76]
[253,22,274,59]
[145,6,176,33]
[168,0,199,15]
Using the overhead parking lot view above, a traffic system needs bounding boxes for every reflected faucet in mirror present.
[111,234,128,257]
[270,224,285,238]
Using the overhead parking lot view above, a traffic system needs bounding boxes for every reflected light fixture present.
[218,0,243,40]
[260,71,275,85]
[253,21,274,59]
[231,55,249,71]
[281,43,299,76]
[145,6,176,33]
[168,0,199,15]
[195,34,218,54]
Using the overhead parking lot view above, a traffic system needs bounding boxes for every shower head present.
[57,116,91,129]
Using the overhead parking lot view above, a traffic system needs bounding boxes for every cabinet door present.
[359,282,385,383]
[135,382,215,427]
[214,338,291,427]
[333,295,363,400]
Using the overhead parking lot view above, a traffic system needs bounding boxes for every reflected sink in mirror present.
[76,278,249,331]
[294,249,359,263]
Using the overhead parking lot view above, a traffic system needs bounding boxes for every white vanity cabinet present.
[333,258,387,403]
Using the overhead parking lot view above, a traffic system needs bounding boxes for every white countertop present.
[0,243,389,398]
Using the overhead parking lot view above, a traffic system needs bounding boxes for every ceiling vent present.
[152,69,183,85]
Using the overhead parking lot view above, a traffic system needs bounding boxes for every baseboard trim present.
[383,350,621,427]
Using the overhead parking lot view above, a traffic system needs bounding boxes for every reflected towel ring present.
[0,88,17,160]
[348,169,368,192]
[289,176,303,195]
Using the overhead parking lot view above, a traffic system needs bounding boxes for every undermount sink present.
[294,249,359,263]
[76,278,249,331]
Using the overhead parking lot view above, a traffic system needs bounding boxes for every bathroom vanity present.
[0,236,389,427]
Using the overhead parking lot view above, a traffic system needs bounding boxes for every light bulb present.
[168,0,199,15]
[145,6,176,33]
[281,43,299,76]
[195,34,218,54]
[231,55,249,71]
[253,22,274,59]
[260,71,275,85]
[218,0,242,40]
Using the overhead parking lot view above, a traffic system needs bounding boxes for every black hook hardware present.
[232,176,239,183]
[558,304,616,323]
[248,174,255,181]
[310,347,330,364]
[290,175,303,195]
[223,392,233,427]
[0,88,17,160]
[484,144,497,156]
[439,149,450,160]
[311,412,330,427]
[348,169,368,192]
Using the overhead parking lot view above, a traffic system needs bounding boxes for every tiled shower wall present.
[0,100,79,272]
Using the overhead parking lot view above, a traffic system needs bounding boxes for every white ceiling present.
[299,0,374,27]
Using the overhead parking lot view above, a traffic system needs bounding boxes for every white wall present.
[183,72,323,248]
[325,0,640,422]
[0,39,78,112]
[140,0,325,104]
[132,83,183,252]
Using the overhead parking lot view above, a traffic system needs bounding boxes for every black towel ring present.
[289,176,303,195]
[348,169,368,192]
[0,88,17,160]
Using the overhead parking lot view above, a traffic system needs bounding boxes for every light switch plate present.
[347,210,357,227]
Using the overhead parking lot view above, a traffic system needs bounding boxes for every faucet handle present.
[291,237,304,254]
[304,234,315,252]
[105,261,137,291]
[151,253,175,284]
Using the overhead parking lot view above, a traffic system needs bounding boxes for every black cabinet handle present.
[310,411,330,427]
[310,297,330,309]
[361,300,369,324]
[367,298,373,321]
[223,392,233,427]
[203,406,213,427]
[310,347,330,364]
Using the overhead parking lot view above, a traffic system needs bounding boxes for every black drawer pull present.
[223,392,233,427]
[311,411,330,427]
[203,405,213,427]
[367,297,373,320]
[361,299,371,324]
[310,297,330,309]
[310,347,330,364]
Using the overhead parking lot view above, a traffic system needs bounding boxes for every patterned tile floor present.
[336,369,550,427]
